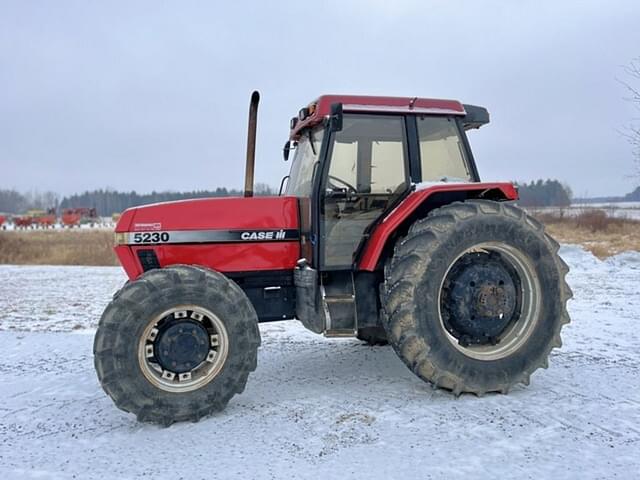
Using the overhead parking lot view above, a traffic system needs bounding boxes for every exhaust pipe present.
[244,90,260,197]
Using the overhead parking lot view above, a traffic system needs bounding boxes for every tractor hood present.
[114,196,301,279]
[115,196,300,239]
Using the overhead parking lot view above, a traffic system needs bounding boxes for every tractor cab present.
[280,95,493,335]
[284,95,485,270]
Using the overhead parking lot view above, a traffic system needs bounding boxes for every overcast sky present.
[1,0,639,197]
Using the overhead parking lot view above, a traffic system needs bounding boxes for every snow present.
[530,203,640,220]
[0,265,125,332]
[0,246,639,479]
[413,179,471,190]
[1,218,116,231]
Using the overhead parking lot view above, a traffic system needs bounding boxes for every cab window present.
[285,127,324,197]
[327,115,407,195]
[417,116,472,182]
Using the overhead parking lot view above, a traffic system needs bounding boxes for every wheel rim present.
[138,305,229,392]
[438,242,541,361]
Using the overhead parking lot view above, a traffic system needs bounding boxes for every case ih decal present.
[126,228,299,245]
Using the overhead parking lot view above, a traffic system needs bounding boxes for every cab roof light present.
[296,103,317,123]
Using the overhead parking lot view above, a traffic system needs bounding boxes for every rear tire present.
[381,200,571,395]
[94,265,260,425]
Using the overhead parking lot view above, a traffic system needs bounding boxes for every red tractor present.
[61,207,98,227]
[95,92,571,425]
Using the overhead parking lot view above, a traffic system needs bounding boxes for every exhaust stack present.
[244,90,260,198]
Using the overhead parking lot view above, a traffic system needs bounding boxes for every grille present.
[137,249,160,272]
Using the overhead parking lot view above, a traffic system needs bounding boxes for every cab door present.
[319,114,409,269]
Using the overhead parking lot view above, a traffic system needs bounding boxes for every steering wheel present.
[328,175,358,195]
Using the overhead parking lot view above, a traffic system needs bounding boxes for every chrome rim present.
[438,242,541,361]
[138,305,229,392]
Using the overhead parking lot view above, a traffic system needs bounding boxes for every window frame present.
[409,115,480,183]
[322,113,411,196]
[314,113,412,270]
[284,125,326,197]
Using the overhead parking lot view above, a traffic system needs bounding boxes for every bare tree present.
[254,182,276,196]
[620,58,640,182]
[21,190,60,211]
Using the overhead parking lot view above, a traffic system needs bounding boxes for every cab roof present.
[290,94,466,140]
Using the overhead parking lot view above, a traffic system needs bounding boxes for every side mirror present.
[283,140,291,161]
[329,103,343,132]
[283,140,297,161]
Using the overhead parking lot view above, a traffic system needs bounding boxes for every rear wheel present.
[381,200,571,395]
[94,265,260,425]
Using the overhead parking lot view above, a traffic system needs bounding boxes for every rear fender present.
[357,182,518,271]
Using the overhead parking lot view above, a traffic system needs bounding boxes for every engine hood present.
[115,196,299,234]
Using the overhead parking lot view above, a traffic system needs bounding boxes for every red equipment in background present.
[12,208,58,229]
[0,215,5,229]
[62,208,98,227]
[13,215,33,229]
[33,208,57,228]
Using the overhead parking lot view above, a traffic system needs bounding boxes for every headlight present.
[114,232,128,245]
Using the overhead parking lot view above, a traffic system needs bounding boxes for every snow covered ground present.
[528,202,640,220]
[1,219,116,231]
[0,246,639,479]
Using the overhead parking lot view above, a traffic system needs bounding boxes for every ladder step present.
[325,295,355,303]
[324,329,356,338]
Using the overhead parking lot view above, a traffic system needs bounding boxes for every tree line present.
[58,188,246,216]
[0,189,60,214]
[1,180,630,216]
[514,179,573,207]
[0,183,274,216]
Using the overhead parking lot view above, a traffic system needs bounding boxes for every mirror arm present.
[279,175,290,196]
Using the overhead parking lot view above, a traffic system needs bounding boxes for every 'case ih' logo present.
[240,229,286,241]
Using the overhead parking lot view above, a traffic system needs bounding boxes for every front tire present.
[382,200,571,395]
[94,265,260,425]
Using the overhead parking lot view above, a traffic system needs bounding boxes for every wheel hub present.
[442,252,520,345]
[138,306,229,393]
[154,319,210,374]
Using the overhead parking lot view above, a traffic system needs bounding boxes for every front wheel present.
[382,200,572,395]
[94,265,260,425]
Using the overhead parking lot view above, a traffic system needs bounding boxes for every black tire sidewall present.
[96,267,259,422]
[412,213,562,389]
